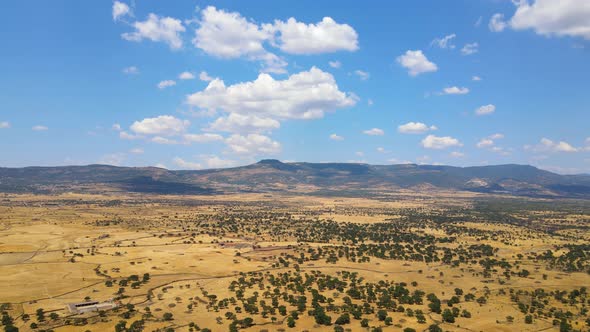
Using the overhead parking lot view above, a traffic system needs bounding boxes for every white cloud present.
[490,1,590,40]
[442,86,469,95]
[32,125,48,131]
[192,7,358,72]
[510,0,590,39]
[354,70,370,81]
[112,123,122,131]
[173,157,202,170]
[329,133,344,141]
[157,80,176,89]
[225,134,281,155]
[119,131,140,140]
[477,138,494,148]
[450,151,465,158]
[112,1,131,21]
[173,155,236,170]
[151,136,179,145]
[363,128,384,136]
[122,14,185,50]
[461,42,479,55]
[178,71,195,80]
[271,17,359,54]
[0,121,10,129]
[489,13,508,32]
[367,99,374,106]
[129,148,144,154]
[431,33,456,49]
[199,71,213,82]
[130,115,190,136]
[539,138,579,152]
[475,104,496,116]
[398,122,437,134]
[476,133,505,151]
[202,155,237,169]
[421,135,462,149]
[396,50,438,76]
[183,133,224,143]
[209,113,280,134]
[194,6,270,58]
[192,6,285,73]
[122,66,139,74]
[329,60,342,68]
[186,67,356,123]
[472,75,482,81]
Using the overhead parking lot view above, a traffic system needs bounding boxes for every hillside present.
[1,160,589,198]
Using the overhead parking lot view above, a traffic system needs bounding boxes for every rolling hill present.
[1,160,589,198]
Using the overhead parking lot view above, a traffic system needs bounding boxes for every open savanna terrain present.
[1,192,589,332]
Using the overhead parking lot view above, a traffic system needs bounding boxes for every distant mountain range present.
[1,160,590,198]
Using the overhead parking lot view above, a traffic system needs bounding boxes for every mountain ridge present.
[1,160,589,198]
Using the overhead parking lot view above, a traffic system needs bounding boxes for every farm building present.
[66,299,117,314]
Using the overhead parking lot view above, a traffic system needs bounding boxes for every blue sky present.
[1,0,589,173]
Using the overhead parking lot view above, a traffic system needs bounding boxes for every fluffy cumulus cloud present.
[442,86,469,95]
[112,1,131,21]
[396,50,438,76]
[192,6,285,73]
[472,75,482,81]
[122,14,185,49]
[192,7,359,73]
[157,80,176,89]
[187,67,356,127]
[0,121,9,129]
[398,122,437,134]
[431,33,456,49]
[270,17,359,54]
[225,134,281,155]
[490,0,590,39]
[130,115,190,136]
[363,128,384,136]
[208,113,280,133]
[178,71,195,80]
[193,7,273,58]
[330,133,344,141]
[461,42,479,55]
[535,138,579,152]
[475,104,496,116]
[421,135,462,149]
